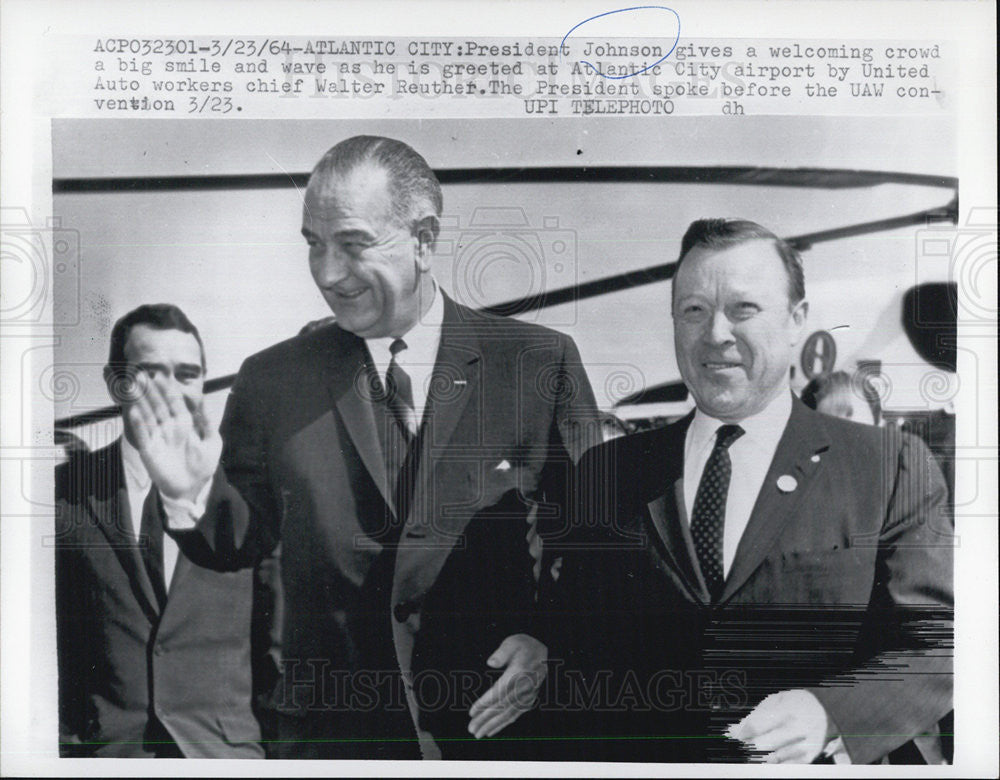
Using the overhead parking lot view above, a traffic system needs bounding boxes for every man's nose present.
[313,245,351,286]
[705,310,735,344]
[145,372,182,406]
[159,372,185,395]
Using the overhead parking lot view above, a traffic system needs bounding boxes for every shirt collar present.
[688,388,793,452]
[365,281,444,366]
[120,435,151,491]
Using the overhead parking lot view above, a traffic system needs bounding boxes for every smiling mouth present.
[703,361,743,370]
[332,287,368,300]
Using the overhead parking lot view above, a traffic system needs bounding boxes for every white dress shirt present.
[365,283,444,426]
[684,391,850,762]
[122,436,180,589]
[164,287,445,532]
[682,390,793,578]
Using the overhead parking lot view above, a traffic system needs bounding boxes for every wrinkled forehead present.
[674,239,791,299]
[305,162,393,212]
[123,324,204,366]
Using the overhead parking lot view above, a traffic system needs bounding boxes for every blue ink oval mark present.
[561,6,681,80]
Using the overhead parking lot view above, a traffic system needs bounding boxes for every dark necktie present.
[139,487,168,609]
[384,338,422,527]
[690,424,745,602]
[386,338,419,441]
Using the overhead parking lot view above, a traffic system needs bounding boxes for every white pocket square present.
[495,460,512,472]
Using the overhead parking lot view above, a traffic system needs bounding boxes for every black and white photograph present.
[1,1,996,776]
[46,113,962,764]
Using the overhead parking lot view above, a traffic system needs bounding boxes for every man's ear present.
[102,365,116,400]
[414,214,439,271]
[790,299,809,344]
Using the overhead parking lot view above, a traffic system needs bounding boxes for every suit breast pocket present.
[755,548,876,606]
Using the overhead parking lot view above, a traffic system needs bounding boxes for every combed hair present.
[308,135,443,228]
[676,218,806,305]
[107,303,205,371]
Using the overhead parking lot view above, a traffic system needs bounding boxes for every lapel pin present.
[777,475,798,493]
[810,454,821,463]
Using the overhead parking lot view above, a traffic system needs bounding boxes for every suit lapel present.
[326,327,396,515]
[85,440,161,621]
[391,297,483,621]
[404,295,480,534]
[720,398,830,602]
[643,416,711,604]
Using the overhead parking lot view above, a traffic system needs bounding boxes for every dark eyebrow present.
[134,361,167,373]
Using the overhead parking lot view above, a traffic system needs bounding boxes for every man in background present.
[801,369,882,426]
[55,303,277,758]
[130,136,600,759]
[555,219,953,764]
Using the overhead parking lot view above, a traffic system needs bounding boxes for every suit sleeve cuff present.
[824,736,851,763]
[807,685,870,763]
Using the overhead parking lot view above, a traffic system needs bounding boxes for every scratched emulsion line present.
[560,6,682,80]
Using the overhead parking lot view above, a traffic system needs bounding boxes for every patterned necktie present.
[386,338,419,441]
[690,424,745,602]
[384,338,422,528]
[139,486,168,609]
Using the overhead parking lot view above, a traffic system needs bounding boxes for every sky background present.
[51,115,958,445]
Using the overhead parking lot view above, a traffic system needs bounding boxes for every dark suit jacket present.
[551,397,953,764]
[175,294,600,758]
[55,440,270,758]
